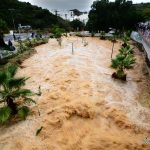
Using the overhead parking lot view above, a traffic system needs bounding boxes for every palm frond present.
[0,106,12,123]
[25,98,36,104]
[0,63,35,124]
[6,64,18,78]
[0,71,7,85]
[0,90,8,99]
[12,89,34,98]
[17,106,30,120]
[119,46,134,55]
[111,58,119,68]
[111,54,125,68]
[8,77,29,89]
[123,55,136,69]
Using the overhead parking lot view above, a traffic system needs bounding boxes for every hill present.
[134,3,150,20]
[0,0,70,30]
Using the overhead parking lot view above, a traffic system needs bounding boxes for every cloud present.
[19,0,93,11]
[19,0,150,12]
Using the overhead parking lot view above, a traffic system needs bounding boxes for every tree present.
[0,64,35,123]
[87,0,142,32]
[70,19,85,31]
[0,0,70,30]
[51,26,65,46]
[142,8,150,20]
[122,34,130,47]
[111,46,136,80]
[0,19,7,47]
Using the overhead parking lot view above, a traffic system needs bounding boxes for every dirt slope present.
[0,37,150,150]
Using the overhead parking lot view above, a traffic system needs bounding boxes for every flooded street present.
[0,37,150,149]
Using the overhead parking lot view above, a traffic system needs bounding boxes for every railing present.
[131,31,150,75]
[138,32,150,61]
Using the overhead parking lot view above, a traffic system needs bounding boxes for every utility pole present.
[65,14,68,20]
[54,10,59,17]
[8,9,16,31]
[70,11,74,20]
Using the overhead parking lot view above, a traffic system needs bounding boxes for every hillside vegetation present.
[0,0,70,30]
[87,0,150,32]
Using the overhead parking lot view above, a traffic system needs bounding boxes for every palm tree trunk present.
[6,97,17,114]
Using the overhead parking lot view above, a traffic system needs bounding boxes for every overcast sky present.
[19,0,150,11]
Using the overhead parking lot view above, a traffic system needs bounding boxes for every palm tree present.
[0,64,35,123]
[111,53,136,80]
[119,46,134,56]
[122,35,130,48]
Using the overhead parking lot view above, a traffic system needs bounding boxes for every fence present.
[131,31,150,74]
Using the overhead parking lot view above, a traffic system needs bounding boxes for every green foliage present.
[122,35,130,46]
[135,3,150,21]
[119,46,134,55]
[111,53,135,70]
[0,0,70,30]
[100,31,106,40]
[17,106,30,120]
[17,38,48,52]
[91,32,95,37]
[87,0,145,32]
[51,26,65,46]
[111,43,136,80]
[142,8,150,20]
[17,40,29,53]
[51,26,65,39]
[0,106,11,123]
[0,64,35,123]
[70,19,85,31]
[123,54,136,69]
[25,98,36,104]
[0,18,7,32]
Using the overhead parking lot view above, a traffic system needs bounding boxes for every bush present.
[100,31,106,40]
[18,37,48,51]
[0,64,35,123]
[51,26,65,46]
[91,32,95,37]
[111,45,136,81]
[122,34,130,48]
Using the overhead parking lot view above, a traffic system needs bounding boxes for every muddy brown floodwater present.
[0,37,150,150]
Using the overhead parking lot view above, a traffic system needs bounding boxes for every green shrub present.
[100,31,106,40]
[111,46,136,81]
[51,26,65,46]
[17,106,30,120]
[91,32,95,37]
[0,64,35,123]
[122,34,130,48]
